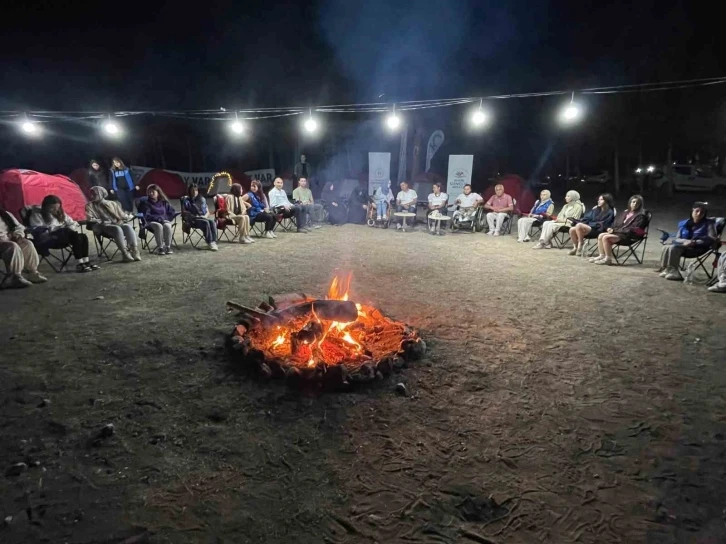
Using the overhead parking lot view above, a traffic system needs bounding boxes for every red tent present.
[481,174,535,214]
[69,168,92,197]
[136,169,188,199]
[0,169,88,220]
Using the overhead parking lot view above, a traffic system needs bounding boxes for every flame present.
[327,273,352,301]
[307,357,315,367]
[272,333,286,347]
[342,332,362,350]
[356,303,367,318]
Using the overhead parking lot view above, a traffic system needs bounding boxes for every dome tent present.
[0,169,87,220]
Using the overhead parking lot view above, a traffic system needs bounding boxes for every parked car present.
[580,171,611,185]
[650,164,726,193]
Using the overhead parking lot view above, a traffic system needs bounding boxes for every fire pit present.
[226,274,426,391]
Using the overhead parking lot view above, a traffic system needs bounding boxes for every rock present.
[259,363,272,380]
[324,364,349,390]
[6,462,28,477]
[392,356,406,370]
[92,295,105,301]
[375,371,384,381]
[403,338,427,361]
[87,423,114,447]
[395,383,408,396]
[38,398,51,408]
[376,358,393,376]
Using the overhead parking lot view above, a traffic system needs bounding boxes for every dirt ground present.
[2,202,726,544]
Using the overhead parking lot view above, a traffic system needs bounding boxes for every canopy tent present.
[0,169,87,220]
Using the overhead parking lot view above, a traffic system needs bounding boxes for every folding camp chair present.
[19,206,74,273]
[499,198,518,235]
[682,217,725,282]
[272,209,298,233]
[552,225,572,249]
[212,194,238,242]
[581,208,618,258]
[612,211,652,265]
[179,197,207,248]
[88,221,121,261]
[135,198,181,254]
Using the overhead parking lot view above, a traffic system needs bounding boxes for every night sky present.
[1,0,724,181]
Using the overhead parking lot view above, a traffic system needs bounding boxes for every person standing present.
[268,177,308,233]
[109,157,139,212]
[292,178,323,228]
[1,206,48,287]
[294,154,312,182]
[483,184,514,236]
[88,159,110,192]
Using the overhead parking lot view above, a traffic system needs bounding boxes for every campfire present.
[226,274,425,390]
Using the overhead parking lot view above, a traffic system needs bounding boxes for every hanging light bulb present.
[229,111,245,135]
[22,121,38,134]
[386,105,401,130]
[304,109,318,133]
[471,99,490,127]
[559,92,583,125]
[103,115,122,137]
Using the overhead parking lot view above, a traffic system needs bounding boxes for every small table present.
[394,212,416,232]
[427,214,451,235]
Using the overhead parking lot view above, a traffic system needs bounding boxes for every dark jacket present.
[88,166,110,190]
[611,210,647,238]
[138,197,176,223]
[581,206,615,231]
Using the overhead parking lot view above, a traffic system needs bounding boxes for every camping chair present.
[179,197,206,248]
[612,211,652,265]
[272,208,298,233]
[135,198,181,254]
[19,206,74,273]
[581,208,618,257]
[500,198,518,235]
[682,217,725,282]
[450,205,486,233]
[212,194,238,242]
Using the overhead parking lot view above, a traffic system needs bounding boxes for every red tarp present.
[481,175,535,214]
[0,169,88,220]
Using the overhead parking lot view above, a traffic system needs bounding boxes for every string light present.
[303,109,318,133]
[470,99,490,127]
[230,111,245,135]
[386,105,401,130]
[559,92,583,125]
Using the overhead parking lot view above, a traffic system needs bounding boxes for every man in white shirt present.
[452,184,483,224]
[268,177,308,233]
[427,183,448,234]
[395,181,418,230]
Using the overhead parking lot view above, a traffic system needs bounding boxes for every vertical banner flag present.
[368,152,391,194]
[426,130,445,172]
[447,155,474,198]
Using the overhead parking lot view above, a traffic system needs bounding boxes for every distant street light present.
[647,165,655,173]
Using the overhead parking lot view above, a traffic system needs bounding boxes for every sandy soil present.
[1,206,725,544]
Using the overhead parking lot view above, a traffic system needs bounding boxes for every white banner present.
[368,152,391,194]
[129,166,275,190]
[447,155,473,198]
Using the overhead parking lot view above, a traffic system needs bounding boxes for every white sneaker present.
[11,275,32,288]
[396,224,402,230]
[487,231,494,236]
[209,242,219,251]
[245,236,255,243]
[707,283,726,293]
[271,231,278,238]
[130,247,142,261]
[523,237,531,242]
[493,231,500,236]
[568,247,578,256]
[240,237,251,244]
[589,255,603,263]
[265,231,275,239]
[532,242,544,249]
[377,216,382,221]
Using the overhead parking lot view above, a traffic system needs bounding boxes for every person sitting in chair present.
[268,178,308,233]
[427,183,449,234]
[224,183,254,244]
[517,190,554,242]
[137,184,177,255]
[483,184,514,236]
[452,184,483,224]
[29,195,97,272]
[325,183,347,226]
[182,184,219,251]
[86,186,141,262]
[709,252,726,293]
[533,190,585,249]
[589,194,647,265]
[567,193,615,256]
[1,205,48,287]
[243,180,277,238]
[372,180,394,221]
[292,178,323,229]
[395,181,418,230]
[657,202,716,281]
[347,185,369,225]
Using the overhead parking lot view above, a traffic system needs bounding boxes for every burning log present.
[278,300,358,323]
[268,292,309,310]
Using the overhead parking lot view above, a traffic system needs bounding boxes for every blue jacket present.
[530,199,553,216]
[111,168,134,191]
[182,195,209,217]
[247,192,266,219]
[677,218,715,246]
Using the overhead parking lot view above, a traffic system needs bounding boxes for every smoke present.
[318,0,475,102]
